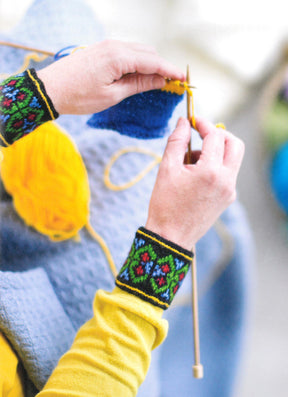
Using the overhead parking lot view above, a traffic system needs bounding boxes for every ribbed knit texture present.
[116,227,193,309]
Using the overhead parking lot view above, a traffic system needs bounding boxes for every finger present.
[162,118,191,166]
[122,41,158,55]
[198,129,226,166]
[195,116,218,138]
[223,134,245,174]
[122,52,185,81]
[113,73,166,98]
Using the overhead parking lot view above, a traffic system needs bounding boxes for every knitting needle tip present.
[193,364,204,379]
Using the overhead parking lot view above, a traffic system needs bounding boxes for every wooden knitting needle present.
[186,64,204,379]
[0,40,54,56]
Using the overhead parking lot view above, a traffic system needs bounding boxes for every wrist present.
[37,66,65,115]
[116,227,193,310]
[145,219,195,251]
[0,69,59,145]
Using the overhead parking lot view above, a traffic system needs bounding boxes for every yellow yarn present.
[0,121,90,241]
[162,79,193,96]
[215,122,226,130]
[104,147,162,191]
[0,52,48,80]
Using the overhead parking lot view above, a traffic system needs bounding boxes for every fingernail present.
[178,117,187,127]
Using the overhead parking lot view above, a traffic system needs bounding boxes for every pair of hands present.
[39,40,244,250]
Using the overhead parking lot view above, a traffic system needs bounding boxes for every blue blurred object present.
[270,141,288,215]
[87,90,184,139]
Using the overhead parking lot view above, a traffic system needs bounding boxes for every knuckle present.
[220,176,237,202]
[135,75,147,93]
[203,166,220,186]
[222,183,235,200]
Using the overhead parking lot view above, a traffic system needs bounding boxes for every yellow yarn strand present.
[0,133,10,147]
[0,52,48,80]
[162,79,225,131]
[86,222,118,277]
[104,147,162,191]
[190,89,196,130]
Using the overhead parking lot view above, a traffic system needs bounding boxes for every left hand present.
[38,40,185,115]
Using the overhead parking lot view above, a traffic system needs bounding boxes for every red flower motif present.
[141,252,150,262]
[157,277,166,287]
[173,284,179,294]
[135,265,144,276]
[3,97,12,107]
[27,113,36,121]
[179,272,185,281]
[13,120,23,129]
[17,92,26,101]
[161,264,170,273]
[8,80,17,86]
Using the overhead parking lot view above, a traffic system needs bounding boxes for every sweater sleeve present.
[37,227,193,397]
[0,332,25,397]
[0,69,58,147]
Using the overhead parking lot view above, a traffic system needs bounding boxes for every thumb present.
[162,118,191,165]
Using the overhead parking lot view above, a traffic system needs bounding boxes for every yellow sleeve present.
[0,332,25,397]
[37,287,168,397]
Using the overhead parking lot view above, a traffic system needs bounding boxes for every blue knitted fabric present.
[0,1,253,396]
[87,90,184,139]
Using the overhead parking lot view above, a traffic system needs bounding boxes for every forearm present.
[37,227,193,397]
[38,288,166,397]
[0,69,58,146]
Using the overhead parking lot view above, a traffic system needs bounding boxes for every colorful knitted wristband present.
[0,68,58,146]
[116,227,193,310]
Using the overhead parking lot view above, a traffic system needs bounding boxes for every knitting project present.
[87,88,184,139]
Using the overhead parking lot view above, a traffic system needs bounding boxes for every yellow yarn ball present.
[0,121,90,241]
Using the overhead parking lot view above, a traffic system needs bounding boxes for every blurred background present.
[1,0,288,395]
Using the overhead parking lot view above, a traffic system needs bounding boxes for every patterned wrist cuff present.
[0,68,59,146]
[116,227,193,310]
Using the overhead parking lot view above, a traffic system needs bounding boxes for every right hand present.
[145,117,245,250]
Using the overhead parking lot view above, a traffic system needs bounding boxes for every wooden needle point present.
[186,65,192,164]
[0,40,54,56]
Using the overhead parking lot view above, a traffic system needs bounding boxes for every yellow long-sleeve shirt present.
[0,287,167,397]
